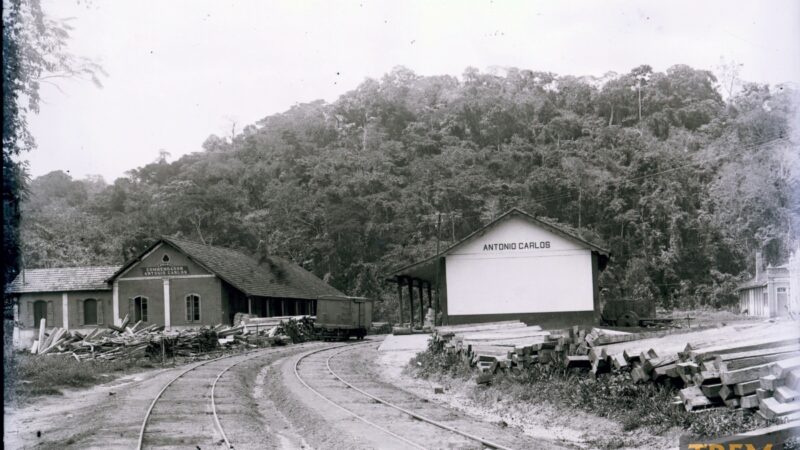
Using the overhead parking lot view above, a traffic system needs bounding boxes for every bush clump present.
[407,345,783,439]
[6,352,154,404]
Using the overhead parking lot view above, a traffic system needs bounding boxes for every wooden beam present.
[397,277,404,325]
[426,282,432,310]
[417,279,424,329]
[406,276,414,328]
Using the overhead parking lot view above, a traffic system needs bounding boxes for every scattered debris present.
[29,314,317,361]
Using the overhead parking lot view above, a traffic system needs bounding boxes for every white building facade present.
[390,208,608,329]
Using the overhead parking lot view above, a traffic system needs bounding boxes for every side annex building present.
[8,237,342,348]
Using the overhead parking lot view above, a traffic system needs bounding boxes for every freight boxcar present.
[315,295,375,340]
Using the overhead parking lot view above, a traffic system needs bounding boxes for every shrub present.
[407,345,779,438]
[6,352,155,404]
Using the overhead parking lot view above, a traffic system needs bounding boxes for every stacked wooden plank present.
[432,321,586,374]
[431,319,800,419]
[673,343,800,418]
[30,314,306,361]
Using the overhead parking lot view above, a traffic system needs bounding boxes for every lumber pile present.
[29,314,311,361]
[431,320,800,419]
[432,321,579,373]
[239,315,317,342]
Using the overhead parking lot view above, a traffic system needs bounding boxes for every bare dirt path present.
[3,343,324,450]
[7,336,619,450]
[278,340,569,450]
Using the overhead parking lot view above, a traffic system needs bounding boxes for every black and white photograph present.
[3,1,800,448]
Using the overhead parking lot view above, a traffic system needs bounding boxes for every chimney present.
[755,251,763,279]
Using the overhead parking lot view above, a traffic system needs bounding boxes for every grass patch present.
[5,352,156,405]
[408,340,778,440]
[658,307,756,327]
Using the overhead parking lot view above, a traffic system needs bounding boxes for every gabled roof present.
[737,264,789,291]
[108,237,343,299]
[389,208,610,280]
[7,266,120,294]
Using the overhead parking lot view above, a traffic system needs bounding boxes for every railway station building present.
[737,250,798,318]
[8,236,342,348]
[388,208,609,329]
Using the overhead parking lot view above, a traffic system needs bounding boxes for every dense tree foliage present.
[20,65,799,318]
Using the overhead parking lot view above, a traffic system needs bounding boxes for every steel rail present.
[210,347,275,449]
[136,346,279,450]
[325,343,515,450]
[293,341,427,450]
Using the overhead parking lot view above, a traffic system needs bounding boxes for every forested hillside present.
[19,65,799,317]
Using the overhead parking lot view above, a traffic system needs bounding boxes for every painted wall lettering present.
[142,265,189,276]
[482,241,551,251]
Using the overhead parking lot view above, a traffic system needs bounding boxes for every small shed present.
[737,251,795,318]
[387,208,609,329]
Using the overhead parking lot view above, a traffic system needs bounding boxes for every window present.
[83,299,98,325]
[162,254,170,263]
[186,294,200,322]
[133,296,148,322]
[33,300,48,326]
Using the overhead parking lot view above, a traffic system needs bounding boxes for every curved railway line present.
[293,341,519,450]
[135,338,545,450]
[136,344,313,449]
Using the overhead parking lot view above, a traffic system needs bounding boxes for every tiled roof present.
[737,264,789,291]
[110,237,343,300]
[390,207,610,279]
[6,266,119,294]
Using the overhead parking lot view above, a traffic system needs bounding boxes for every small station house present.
[737,251,796,318]
[8,237,342,348]
[389,208,609,329]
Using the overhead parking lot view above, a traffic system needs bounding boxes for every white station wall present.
[445,216,594,315]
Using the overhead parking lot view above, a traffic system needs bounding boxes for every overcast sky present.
[24,0,800,182]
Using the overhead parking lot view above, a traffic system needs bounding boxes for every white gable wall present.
[445,216,594,315]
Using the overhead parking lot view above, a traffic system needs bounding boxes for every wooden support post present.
[397,277,404,325]
[432,287,438,326]
[417,279,424,329]
[407,277,414,328]
[427,282,432,310]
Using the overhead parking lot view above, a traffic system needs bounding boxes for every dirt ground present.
[5,332,736,450]
[659,308,765,327]
[3,345,322,450]
[374,334,685,450]
[4,365,175,449]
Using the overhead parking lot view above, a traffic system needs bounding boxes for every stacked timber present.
[432,319,800,419]
[432,321,592,374]
[29,314,305,361]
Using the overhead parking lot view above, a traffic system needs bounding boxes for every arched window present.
[83,298,98,325]
[186,294,200,322]
[132,296,148,322]
[33,300,48,327]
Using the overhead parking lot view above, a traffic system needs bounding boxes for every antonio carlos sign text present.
[483,241,551,251]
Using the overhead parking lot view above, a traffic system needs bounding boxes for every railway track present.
[293,342,520,450]
[136,343,315,449]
